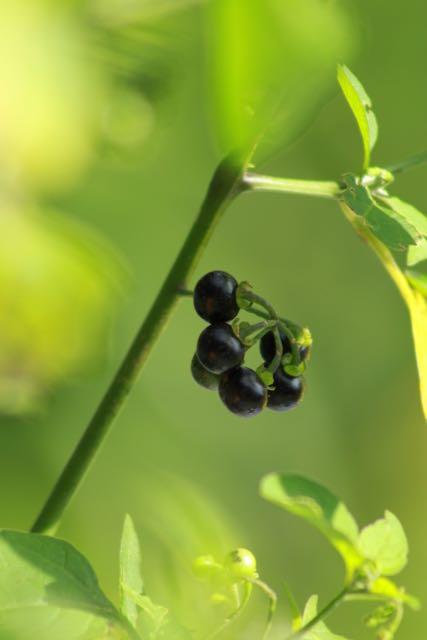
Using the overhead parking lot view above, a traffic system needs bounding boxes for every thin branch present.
[30,151,250,534]
[386,149,427,175]
[285,588,350,640]
[243,173,341,199]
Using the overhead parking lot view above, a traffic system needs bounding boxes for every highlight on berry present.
[190,270,312,418]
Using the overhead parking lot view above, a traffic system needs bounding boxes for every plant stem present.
[285,587,350,640]
[205,581,253,640]
[243,173,341,199]
[248,579,277,640]
[386,149,427,175]
[30,151,249,535]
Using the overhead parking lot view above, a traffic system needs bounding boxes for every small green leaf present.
[0,530,134,640]
[256,365,274,387]
[408,239,427,267]
[340,197,427,419]
[364,603,396,629]
[378,196,427,266]
[358,511,408,576]
[260,473,361,576]
[380,197,427,236]
[342,175,419,251]
[337,65,378,170]
[298,595,350,639]
[369,577,420,610]
[123,586,169,638]
[406,270,427,296]
[120,514,144,627]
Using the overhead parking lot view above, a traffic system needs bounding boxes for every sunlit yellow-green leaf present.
[260,473,362,578]
[358,511,408,576]
[340,200,427,420]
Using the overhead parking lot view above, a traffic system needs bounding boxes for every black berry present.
[191,354,220,391]
[267,366,304,412]
[219,367,267,417]
[194,271,239,323]
[196,323,244,374]
[260,327,309,364]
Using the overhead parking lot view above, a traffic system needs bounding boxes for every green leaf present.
[369,577,420,610]
[260,473,361,575]
[378,196,427,266]
[340,194,427,419]
[406,270,427,296]
[381,197,427,237]
[0,529,134,640]
[341,175,419,251]
[408,239,427,267]
[209,0,354,159]
[337,65,378,170]
[120,514,144,627]
[297,595,350,640]
[358,511,408,576]
[123,586,169,639]
[364,603,396,630]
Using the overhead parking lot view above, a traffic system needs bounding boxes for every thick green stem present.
[285,588,350,640]
[30,151,249,534]
[243,173,341,199]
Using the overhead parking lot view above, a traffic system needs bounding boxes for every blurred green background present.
[0,0,426,638]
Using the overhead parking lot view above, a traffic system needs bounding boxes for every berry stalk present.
[30,151,250,534]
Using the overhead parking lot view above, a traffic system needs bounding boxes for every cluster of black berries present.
[191,271,306,418]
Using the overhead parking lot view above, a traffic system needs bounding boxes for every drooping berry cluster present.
[191,271,312,418]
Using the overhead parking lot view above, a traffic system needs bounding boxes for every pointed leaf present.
[408,239,427,267]
[358,511,408,576]
[340,198,427,420]
[120,514,144,627]
[0,530,134,640]
[381,196,427,236]
[260,473,361,575]
[342,175,419,251]
[406,270,427,297]
[378,196,427,266]
[369,577,420,610]
[337,65,378,170]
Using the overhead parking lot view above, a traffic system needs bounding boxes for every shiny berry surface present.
[196,323,244,374]
[191,354,220,391]
[193,271,239,323]
[267,366,304,411]
[219,366,267,417]
[260,327,309,363]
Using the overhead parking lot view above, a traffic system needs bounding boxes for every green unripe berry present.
[224,548,257,581]
[192,554,220,581]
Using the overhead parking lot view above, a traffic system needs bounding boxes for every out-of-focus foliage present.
[0,0,168,412]
[0,530,131,640]
[208,0,355,158]
[0,208,122,413]
[0,3,102,193]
